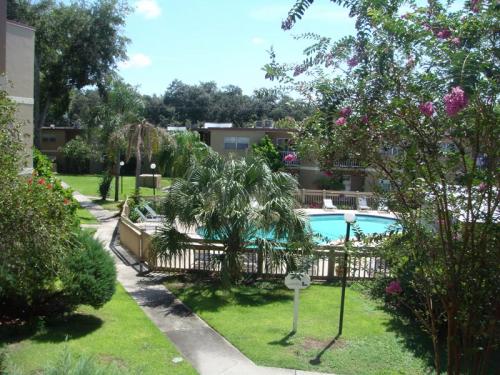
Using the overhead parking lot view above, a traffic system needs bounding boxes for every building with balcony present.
[195,123,378,191]
[0,6,35,175]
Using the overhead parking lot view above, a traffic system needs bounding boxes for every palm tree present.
[152,153,312,285]
[116,120,165,190]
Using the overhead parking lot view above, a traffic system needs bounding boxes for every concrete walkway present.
[71,189,333,375]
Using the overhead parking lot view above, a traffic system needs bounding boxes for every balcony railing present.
[331,159,363,168]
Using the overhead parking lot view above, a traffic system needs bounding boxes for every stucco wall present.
[4,21,34,170]
[209,129,266,157]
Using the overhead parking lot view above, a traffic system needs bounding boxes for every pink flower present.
[347,56,358,68]
[436,29,452,39]
[386,280,403,295]
[323,171,333,177]
[478,182,487,192]
[293,65,306,77]
[284,153,297,162]
[423,23,431,31]
[419,101,434,117]
[450,37,460,46]
[361,115,369,125]
[406,55,415,68]
[444,86,468,117]
[340,107,352,117]
[38,178,46,185]
[335,117,347,126]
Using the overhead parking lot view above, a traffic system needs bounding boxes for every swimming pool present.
[310,214,398,242]
[196,214,399,243]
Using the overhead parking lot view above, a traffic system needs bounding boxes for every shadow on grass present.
[268,331,295,347]
[0,314,103,345]
[378,305,437,370]
[163,275,292,313]
[309,334,340,365]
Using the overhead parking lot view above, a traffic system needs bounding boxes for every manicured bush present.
[98,172,113,200]
[62,230,116,310]
[33,148,54,178]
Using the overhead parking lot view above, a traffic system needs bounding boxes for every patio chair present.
[143,203,162,219]
[133,207,148,223]
[357,196,370,210]
[323,198,338,210]
[377,199,389,213]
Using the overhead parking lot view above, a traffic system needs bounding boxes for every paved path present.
[70,188,333,375]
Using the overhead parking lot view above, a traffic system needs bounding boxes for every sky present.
[118,0,358,96]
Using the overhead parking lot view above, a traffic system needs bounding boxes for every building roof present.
[194,127,297,133]
[204,122,233,129]
[7,20,35,31]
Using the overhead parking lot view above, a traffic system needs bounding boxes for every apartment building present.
[195,122,377,191]
[0,5,35,175]
[39,126,82,163]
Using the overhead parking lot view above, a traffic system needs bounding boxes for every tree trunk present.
[135,126,142,190]
[114,151,120,202]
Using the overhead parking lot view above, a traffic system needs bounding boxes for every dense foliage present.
[0,90,115,319]
[7,0,130,146]
[269,1,499,373]
[152,154,312,285]
[251,135,284,172]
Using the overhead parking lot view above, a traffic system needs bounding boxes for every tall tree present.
[7,0,130,147]
[268,1,499,373]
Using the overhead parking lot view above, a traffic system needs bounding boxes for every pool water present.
[310,214,398,242]
[196,214,398,243]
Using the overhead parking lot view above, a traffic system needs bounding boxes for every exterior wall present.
[2,21,35,172]
[209,129,266,156]
[298,167,323,189]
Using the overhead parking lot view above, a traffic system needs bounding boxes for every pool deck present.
[302,208,397,219]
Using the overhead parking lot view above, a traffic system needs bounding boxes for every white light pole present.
[150,163,157,200]
[339,211,356,336]
[119,161,125,195]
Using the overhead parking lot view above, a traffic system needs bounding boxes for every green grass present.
[76,206,99,224]
[165,277,434,375]
[1,284,196,375]
[57,174,172,201]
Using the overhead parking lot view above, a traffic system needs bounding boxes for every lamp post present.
[338,211,356,336]
[150,162,157,201]
[119,161,125,195]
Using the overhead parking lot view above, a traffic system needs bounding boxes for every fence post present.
[257,251,263,276]
[327,248,335,280]
[301,188,305,205]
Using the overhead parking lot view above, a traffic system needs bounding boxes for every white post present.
[293,288,299,332]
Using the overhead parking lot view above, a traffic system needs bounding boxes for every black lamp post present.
[338,211,356,336]
[150,162,157,199]
[119,161,125,195]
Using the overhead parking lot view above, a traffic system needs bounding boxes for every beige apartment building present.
[40,126,82,163]
[196,124,379,191]
[0,6,35,175]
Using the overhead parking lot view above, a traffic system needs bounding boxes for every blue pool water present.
[197,214,398,243]
[310,214,398,242]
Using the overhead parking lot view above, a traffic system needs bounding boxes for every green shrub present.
[62,230,116,310]
[0,177,79,318]
[60,136,96,174]
[98,173,113,200]
[315,175,345,190]
[33,148,54,178]
[251,135,283,172]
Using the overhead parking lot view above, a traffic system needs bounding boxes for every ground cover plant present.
[165,275,433,375]
[266,1,499,372]
[0,284,195,375]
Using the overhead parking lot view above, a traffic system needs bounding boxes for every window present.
[42,136,56,143]
[275,138,291,151]
[224,136,249,150]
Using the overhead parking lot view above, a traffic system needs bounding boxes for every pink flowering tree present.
[265,1,498,373]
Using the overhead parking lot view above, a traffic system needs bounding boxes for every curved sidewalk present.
[71,190,334,375]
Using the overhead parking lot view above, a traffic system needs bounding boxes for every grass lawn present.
[0,284,196,375]
[57,174,172,202]
[166,277,434,375]
[76,206,99,224]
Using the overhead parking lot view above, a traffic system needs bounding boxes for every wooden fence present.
[294,189,377,209]
[150,238,389,280]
